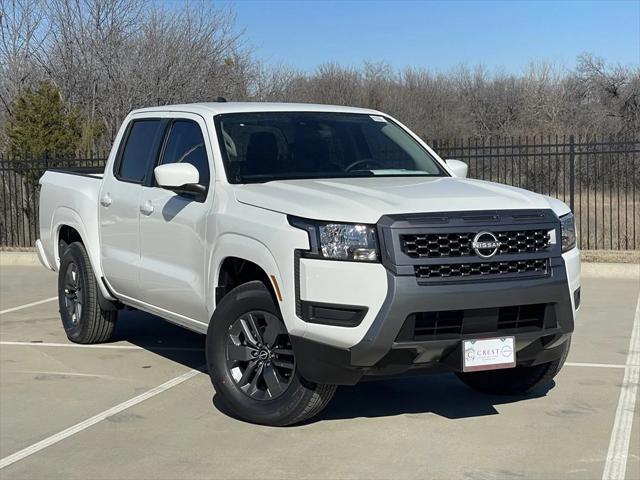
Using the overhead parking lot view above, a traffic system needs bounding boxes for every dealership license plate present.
[463,337,516,372]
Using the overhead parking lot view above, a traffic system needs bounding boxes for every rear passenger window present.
[161,121,210,188]
[117,120,164,183]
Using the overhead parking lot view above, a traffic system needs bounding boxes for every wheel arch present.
[58,224,83,252]
[209,234,284,312]
[52,207,115,301]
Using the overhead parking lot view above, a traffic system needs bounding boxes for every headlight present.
[289,217,379,262]
[560,212,576,252]
[319,223,378,261]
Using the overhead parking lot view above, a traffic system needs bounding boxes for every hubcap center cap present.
[258,349,270,361]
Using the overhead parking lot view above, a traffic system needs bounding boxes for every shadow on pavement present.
[110,309,553,424]
[211,375,553,425]
[111,309,206,371]
[316,374,553,422]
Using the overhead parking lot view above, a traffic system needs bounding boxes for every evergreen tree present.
[6,82,82,159]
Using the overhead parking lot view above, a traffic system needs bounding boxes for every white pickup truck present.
[37,102,580,426]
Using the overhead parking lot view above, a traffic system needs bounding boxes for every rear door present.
[99,117,165,296]
[138,114,213,323]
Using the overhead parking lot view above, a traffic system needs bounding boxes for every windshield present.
[214,112,448,184]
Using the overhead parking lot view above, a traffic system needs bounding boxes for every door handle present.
[100,194,112,207]
[140,200,154,216]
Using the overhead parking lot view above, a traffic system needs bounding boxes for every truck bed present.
[38,169,104,274]
[48,166,105,178]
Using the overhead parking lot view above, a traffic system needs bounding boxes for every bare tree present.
[573,53,640,135]
[251,62,300,102]
[0,0,48,107]
[0,0,637,154]
[2,0,255,150]
[0,0,48,148]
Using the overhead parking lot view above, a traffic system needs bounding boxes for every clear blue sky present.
[220,0,639,72]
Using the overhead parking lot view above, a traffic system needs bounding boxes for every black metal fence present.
[1,135,638,250]
[431,135,639,251]
[0,156,107,248]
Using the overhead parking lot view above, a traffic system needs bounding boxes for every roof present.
[130,101,383,116]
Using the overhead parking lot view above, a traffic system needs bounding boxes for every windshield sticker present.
[370,115,387,123]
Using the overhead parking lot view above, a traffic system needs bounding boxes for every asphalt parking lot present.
[0,264,638,480]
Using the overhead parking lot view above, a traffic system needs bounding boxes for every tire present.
[456,338,571,395]
[206,281,336,426]
[58,242,117,344]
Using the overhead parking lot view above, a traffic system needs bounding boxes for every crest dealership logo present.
[501,345,513,358]
[472,231,501,258]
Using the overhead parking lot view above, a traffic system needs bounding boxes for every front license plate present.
[463,337,516,372]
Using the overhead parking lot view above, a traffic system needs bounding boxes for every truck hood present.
[234,176,569,223]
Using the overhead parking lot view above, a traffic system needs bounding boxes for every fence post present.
[569,134,575,212]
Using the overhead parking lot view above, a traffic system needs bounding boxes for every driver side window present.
[161,120,211,188]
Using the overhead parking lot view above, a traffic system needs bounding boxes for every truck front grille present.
[400,229,551,258]
[414,258,549,279]
[378,209,560,283]
[497,304,548,330]
[399,303,551,341]
[412,310,464,337]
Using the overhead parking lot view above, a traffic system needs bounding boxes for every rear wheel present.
[207,281,336,426]
[58,242,117,344]
[456,339,571,395]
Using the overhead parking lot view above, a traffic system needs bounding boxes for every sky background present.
[217,0,640,72]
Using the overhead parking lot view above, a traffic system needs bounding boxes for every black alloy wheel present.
[62,261,83,325]
[207,281,336,426]
[225,310,295,400]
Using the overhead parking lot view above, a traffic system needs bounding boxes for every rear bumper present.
[292,256,575,385]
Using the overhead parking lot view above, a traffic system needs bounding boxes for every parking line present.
[602,293,640,480]
[0,368,202,470]
[3,342,636,367]
[7,370,115,379]
[0,341,141,350]
[0,341,203,352]
[565,362,634,370]
[0,297,58,315]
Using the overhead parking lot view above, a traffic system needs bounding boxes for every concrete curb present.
[0,251,43,267]
[581,262,639,280]
[1,251,638,279]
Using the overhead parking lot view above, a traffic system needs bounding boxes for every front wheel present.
[206,281,336,426]
[456,339,571,395]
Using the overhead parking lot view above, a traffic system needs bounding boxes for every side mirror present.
[445,159,468,178]
[154,163,205,195]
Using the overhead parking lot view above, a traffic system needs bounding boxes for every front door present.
[138,115,213,323]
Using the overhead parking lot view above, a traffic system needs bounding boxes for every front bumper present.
[291,256,575,385]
